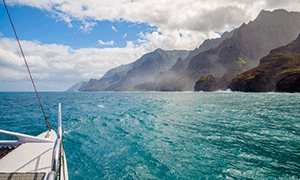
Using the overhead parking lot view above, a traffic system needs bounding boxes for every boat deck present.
[0,172,46,180]
[0,130,56,177]
[0,145,18,160]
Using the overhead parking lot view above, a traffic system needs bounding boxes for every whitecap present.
[97,104,104,108]
[214,89,232,93]
[63,130,71,135]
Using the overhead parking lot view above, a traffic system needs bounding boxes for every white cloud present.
[0,37,146,91]
[79,21,97,32]
[122,33,127,39]
[112,26,117,32]
[138,29,220,51]
[61,15,73,28]
[98,40,114,46]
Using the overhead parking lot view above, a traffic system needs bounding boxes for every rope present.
[3,0,51,131]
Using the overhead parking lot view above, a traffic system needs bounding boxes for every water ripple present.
[0,92,299,179]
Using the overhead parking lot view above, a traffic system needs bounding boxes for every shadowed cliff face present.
[79,49,188,91]
[171,31,234,74]
[229,33,300,92]
[190,9,300,91]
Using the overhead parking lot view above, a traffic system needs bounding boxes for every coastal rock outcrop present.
[194,75,217,91]
[276,73,300,92]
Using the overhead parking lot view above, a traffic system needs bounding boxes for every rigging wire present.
[3,0,52,131]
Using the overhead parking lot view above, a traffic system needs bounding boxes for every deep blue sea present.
[0,92,300,179]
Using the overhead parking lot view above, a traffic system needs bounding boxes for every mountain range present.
[68,9,300,92]
[78,49,188,91]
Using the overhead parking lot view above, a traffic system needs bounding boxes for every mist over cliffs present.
[67,81,87,92]
[79,49,188,91]
[69,9,300,92]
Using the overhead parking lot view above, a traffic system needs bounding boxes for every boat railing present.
[49,103,66,180]
[0,129,53,144]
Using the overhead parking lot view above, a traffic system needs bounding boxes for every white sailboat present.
[0,0,68,179]
[0,104,68,180]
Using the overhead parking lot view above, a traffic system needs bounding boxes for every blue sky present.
[0,0,299,91]
[0,4,155,49]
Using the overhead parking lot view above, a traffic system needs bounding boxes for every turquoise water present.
[0,92,299,179]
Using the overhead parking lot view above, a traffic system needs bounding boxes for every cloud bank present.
[0,38,146,91]
[8,0,300,50]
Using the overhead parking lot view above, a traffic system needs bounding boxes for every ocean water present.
[0,92,300,179]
